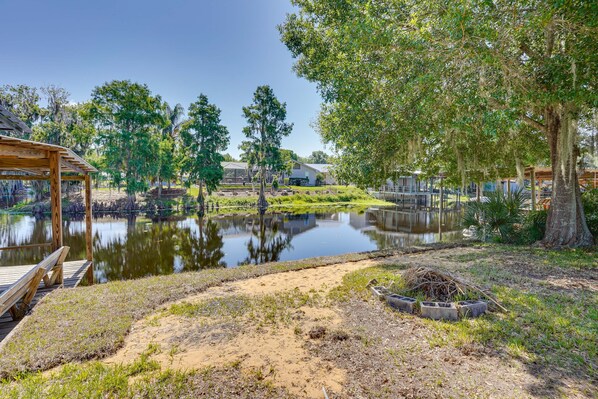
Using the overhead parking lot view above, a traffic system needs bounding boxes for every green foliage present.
[0,84,43,134]
[279,0,597,246]
[462,190,526,243]
[89,80,166,198]
[304,150,330,164]
[279,0,581,187]
[518,210,549,245]
[315,173,325,186]
[180,94,230,201]
[240,86,293,205]
[582,188,598,237]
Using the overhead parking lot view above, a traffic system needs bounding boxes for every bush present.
[582,188,598,237]
[462,190,525,243]
[315,173,325,186]
[518,209,548,245]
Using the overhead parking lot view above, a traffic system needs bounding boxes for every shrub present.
[518,209,548,245]
[315,173,325,186]
[462,189,525,243]
[581,188,598,237]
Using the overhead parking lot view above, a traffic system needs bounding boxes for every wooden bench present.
[0,246,70,320]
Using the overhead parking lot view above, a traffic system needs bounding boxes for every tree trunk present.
[197,180,205,216]
[543,105,594,247]
[127,193,136,210]
[258,167,268,212]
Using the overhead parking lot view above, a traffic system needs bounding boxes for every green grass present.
[331,245,598,382]
[191,185,392,208]
[0,353,289,399]
[168,289,322,328]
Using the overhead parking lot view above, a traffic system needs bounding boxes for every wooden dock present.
[0,260,92,342]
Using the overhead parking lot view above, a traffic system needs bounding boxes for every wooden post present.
[530,168,537,211]
[438,176,444,241]
[507,179,511,197]
[49,152,62,251]
[49,151,63,284]
[85,174,94,285]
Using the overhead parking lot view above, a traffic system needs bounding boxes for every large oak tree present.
[280,0,597,247]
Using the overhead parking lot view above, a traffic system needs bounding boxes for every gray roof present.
[0,105,32,137]
[305,163,332,173]
[222,161,248,170]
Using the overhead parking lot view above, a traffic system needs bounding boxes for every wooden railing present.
[0,243,52,251]
[0,246,69,320]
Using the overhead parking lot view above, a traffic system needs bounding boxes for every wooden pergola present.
[0,104,96,281]
[503,166,598,210]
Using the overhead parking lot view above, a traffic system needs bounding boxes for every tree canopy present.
[90,80,166,200]
[280,0,597,247]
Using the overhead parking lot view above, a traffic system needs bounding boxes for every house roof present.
[0,105,32,137]
[304,163,332,173]
[222,161,249,170]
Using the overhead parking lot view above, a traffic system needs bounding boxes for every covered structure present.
[0,105,96,338]
[503,166,598,210]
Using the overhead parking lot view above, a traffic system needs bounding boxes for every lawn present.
[1,243,595,398]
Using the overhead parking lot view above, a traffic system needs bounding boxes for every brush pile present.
[402,267,468,301]
[402,267,506,311]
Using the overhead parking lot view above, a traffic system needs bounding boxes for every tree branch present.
[486,97,545,131]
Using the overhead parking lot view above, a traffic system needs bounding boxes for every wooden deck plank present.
[0,259,92,342]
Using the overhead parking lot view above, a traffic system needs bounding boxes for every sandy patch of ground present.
[184,259,378,302]
[106,260,376,398]
[103,247,596,398]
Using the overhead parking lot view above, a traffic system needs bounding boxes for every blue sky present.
[0,0,325,158]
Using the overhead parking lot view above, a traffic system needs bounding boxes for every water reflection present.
[0,207,462,282]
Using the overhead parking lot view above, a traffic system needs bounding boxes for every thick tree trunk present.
[543,105,594,248]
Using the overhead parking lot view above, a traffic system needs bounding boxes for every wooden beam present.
[438,176,444,241]
[530,168,537,211]
[0,243,51,251]
[61,158,85,174]
[0,174,85,181]
[0,144,46,159]
[49,152,63,251]
[0,158,49,169]
[85,174,94,285]
[62,175,85,181]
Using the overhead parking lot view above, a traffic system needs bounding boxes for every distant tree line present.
[0,82,331,212]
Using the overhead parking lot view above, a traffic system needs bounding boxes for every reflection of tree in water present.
[178,216,225,271]
[93,215,180,281]
[0,214,51,265]
[92,215,226,281]
[240,213,292,265]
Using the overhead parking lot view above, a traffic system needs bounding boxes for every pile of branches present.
[402,267,506,311]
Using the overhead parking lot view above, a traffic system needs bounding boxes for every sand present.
[105,259,378,397]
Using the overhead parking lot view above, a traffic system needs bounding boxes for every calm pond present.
[0,207,462,283]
